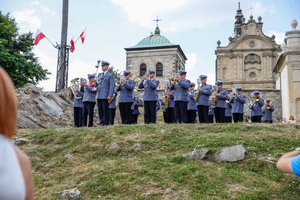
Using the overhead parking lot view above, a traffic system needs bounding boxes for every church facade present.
[215,3,281,90]
[125,26,187,91]
[273,19,300,122]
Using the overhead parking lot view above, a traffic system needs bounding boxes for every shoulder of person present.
[13,145,31,167]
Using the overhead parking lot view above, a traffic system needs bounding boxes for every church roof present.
[132,26,174,48]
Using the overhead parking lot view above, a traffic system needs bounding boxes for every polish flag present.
[80,31,86,44]
[34,29,45,45]
[70,38,75,53]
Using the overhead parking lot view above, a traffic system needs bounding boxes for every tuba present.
[70,78,82,99]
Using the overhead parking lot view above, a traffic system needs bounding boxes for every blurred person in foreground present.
[0,67,34,200]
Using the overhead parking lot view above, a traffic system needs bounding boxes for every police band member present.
[131,93,143,124]
[250,91,264,123]
[82,75,97,127]
[225,97,232,123]
[72,78,84,127]
[96,60,116,126]
[170,70,191,123]
[163,88,175,124]
[197,75,212,123]
[138,70,160,124]
[263,100,275,123]
[187,83,197,123]
[117,71,135,124]
[213,81,228,123]
[208,98,214,123]
[108,88,118,125]
[230,87,246,123]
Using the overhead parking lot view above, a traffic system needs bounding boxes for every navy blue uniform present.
[82,85,97,127]
[214,88,228,123]
[138,79,159,124]
[197,84,212,123]
[118,79,135,124]
[170,79,191,123]
[97,71,115,125]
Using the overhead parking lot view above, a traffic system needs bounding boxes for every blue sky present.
[1,0,299,91]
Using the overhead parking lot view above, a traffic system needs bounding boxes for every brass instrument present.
[211,85,218,107]
[194,78,201,102]
[164,94,169,109]
[69,78,82,99]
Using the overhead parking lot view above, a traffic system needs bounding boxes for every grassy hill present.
[18,124,300,199]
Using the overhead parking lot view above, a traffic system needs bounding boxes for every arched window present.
[156,63,163,76]
[140,63,147,76]
[244,53,261,64]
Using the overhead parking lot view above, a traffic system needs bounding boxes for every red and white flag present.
[70,38,75,53]
[80,31,86,44]
[34,29,45,45]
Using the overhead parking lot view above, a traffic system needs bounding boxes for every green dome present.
[133,27,173,48]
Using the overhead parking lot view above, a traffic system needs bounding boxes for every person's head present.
[290,116,295,121]
[149,70,156,79]
[216,81,223,89]
[190,82,195,90]
[254,91,260,98]
[123,71,131,80]
[199,75,207,84]
[236,87,242,94]
[80,78,87,86]
[101,60,110,72]
[88,74,95,83]
[266,100,270,105]
[0,68,17,138]
[179,70,187,79]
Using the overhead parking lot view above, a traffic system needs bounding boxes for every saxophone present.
[194,78,201,102]
[164,89,170,109]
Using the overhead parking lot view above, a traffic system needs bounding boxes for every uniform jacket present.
[215,88,228,108]
[138,79,159,101]
[83,85,97,102]
[230,95,246,114]
[118,80,135,103]
[197,84,212,106]
[73,91,84,108]
[263,106,275,121]
[225,102,232,117]
[250,99,264,116]
[96,71,115,99]
[168,90,175,108]
[188,90,197,110]
[170,79,191,102]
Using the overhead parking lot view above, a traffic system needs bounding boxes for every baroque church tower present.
[215,2,281,90]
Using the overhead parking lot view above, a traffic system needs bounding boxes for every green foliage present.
[18,124,300,199]
[108,66,122,82]
[0,12,49,88]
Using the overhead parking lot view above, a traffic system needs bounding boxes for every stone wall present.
[126,48,186,90]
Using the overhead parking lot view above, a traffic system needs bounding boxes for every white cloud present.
[111,0,235,31]
[30,0,55,16]
[266,31,286,45]
[12,9,41,31]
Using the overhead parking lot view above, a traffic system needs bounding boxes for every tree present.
[0,12,49,88]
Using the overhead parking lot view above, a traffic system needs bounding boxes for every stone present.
[57,188,80,200]
[215,145,246,162]
[65,153,74,160]
[160,129,166,135]
[258,155,277,163]
[106,143,120,150]
[164,188,175,195]
[14,138,29,146]
[184,148,210,160]
[132,143,142,151]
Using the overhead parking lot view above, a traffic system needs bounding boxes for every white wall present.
[280,65,290,121]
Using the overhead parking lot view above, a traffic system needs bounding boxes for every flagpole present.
[75,27,87,44]
[44,35,57,48]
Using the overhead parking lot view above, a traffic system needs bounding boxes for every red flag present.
[70,38,75,53]
[80,31,86,44]
[34,29,45,45]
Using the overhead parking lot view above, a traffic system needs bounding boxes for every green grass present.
[18,124,300,199]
